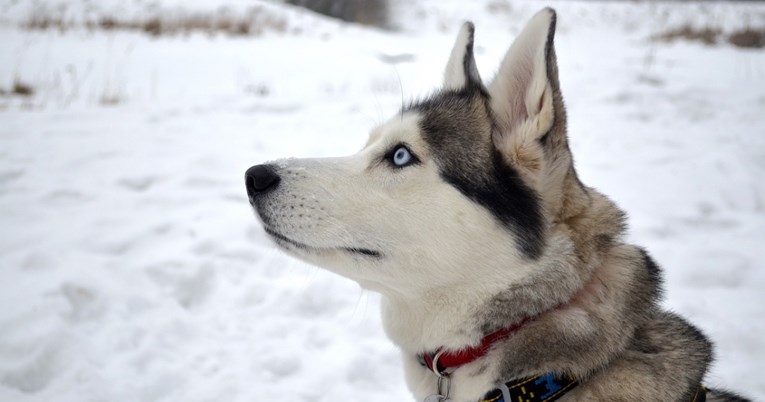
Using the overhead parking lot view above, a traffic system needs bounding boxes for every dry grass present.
[22,6,288,37]
[728,28,765,49]
[12,79,34,97]
[653,25,722,46]
[99,93,124,106]
[286,0,389,29]
[21,9,67,32]
[654,25,765,49]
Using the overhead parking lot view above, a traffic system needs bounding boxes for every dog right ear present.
[488,8,562,175]
[489,9,586,219]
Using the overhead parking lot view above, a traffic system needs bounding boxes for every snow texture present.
[1,1,764,401]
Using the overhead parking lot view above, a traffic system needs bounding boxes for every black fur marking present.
[406,88,545,259]
[442,148,544,258]
[543,9,557,86]
[637,247,665,300]
[343,247,381,257]
[462,22,482,88]
[707,389,753,402]
[665,312,714,402]
[264,227,382,258]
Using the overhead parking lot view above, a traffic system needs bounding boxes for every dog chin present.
[263,227,382,260]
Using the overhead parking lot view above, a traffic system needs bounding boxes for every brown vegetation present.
[728,28,765,49]
[286,0,389,29]
[653,25,722,46]
[22,6,289,37]
[12,80,34,97]
[99,93,123,106]
[654,25,765,49]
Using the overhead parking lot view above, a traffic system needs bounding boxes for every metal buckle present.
[423,373,451,402]
[437,374,451,399]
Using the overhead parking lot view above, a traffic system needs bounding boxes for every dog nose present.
[245,164,280,199]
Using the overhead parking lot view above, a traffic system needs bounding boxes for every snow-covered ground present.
[1,1,764,401]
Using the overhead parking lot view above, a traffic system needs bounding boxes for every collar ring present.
[431,350,446,377]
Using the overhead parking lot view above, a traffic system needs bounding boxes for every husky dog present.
[245,8,749,402]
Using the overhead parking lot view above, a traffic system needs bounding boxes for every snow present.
[1,1,764,401]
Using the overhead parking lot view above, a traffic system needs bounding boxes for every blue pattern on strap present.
[480,373,577,402]
[535,373,563,399]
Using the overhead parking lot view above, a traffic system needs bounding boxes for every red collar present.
[417,268,602,375]
[417,318,529,375]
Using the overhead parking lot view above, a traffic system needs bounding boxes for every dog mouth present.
[264,227,382,258]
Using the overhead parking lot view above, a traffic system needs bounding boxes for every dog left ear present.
[488,8,562,172]
[443,22,483,91]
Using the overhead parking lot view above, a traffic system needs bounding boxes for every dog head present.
[246,9,583,296]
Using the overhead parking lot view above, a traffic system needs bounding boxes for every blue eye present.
[391,146,413,167]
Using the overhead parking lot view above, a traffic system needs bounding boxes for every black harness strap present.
[479,373,577,402]
[478,374,707,402]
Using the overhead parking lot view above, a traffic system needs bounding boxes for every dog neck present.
[379,225,598,354]
[380,192,647,401]
[416,262,605,377]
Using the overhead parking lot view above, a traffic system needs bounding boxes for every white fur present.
[265,111,533,312]
[264,112,550,401]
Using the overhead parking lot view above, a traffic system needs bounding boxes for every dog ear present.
[488,8,562,171]
[443,22,483,91]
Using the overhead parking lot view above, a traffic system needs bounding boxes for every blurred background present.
[1,1,764,401]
